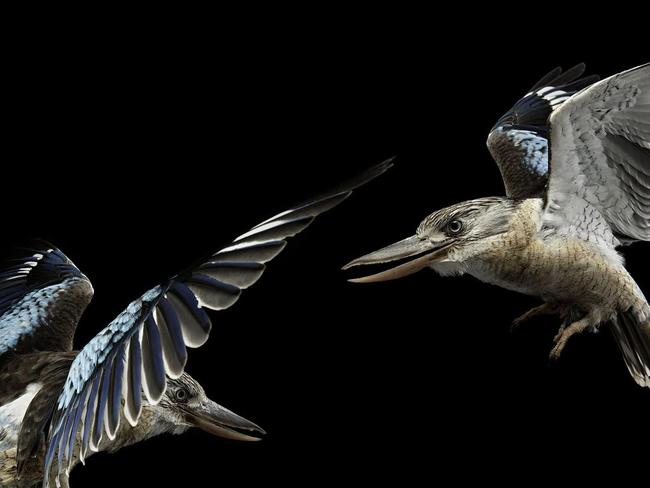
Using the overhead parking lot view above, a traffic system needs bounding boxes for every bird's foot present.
[549,317,591,360]
[511,303,559,332]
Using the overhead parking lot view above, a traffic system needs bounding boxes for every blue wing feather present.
[0,244,93,359]
[125,332,143,426]
[80,373,102,462]
[156,297,187,377]
[185,273,241,310]
[65,386,88,470]
[92,354,114,450]
[43,159,394,487]
[167,282,211,347]
[142,316,166,403]
[487,64,599,198]
[107,345,126,439]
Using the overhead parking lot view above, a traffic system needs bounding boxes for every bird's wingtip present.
[343,155,396,191]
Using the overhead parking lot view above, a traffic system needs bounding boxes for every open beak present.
[182,400,266,442]
[342,235,455,283]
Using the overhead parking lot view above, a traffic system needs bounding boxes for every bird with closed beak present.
[345,63,650,388]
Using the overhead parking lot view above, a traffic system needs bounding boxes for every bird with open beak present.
[344,63,650,388]
[344,197,518,284]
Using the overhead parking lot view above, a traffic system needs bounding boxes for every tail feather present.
[610,306,650,387]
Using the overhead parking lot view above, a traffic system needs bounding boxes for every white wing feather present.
[543,64,650,247]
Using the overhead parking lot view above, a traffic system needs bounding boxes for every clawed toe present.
[511,303,559,332]
[548,315,595,360]
[510,316,527,332]
[549,336,567,360]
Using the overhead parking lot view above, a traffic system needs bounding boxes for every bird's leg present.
[511,303,559,331]
[549,316,593,359]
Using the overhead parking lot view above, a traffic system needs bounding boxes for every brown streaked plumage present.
[345,64,650,388]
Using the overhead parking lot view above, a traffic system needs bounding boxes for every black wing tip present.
[530,62,598,92]
[24,238,58,251]
[530,66,562,91]
[0,240,84,285]
[563,62,586,77]
[274,156,396,219]
[331,156,396,194]
[493,64,600,131]
[2,239,56,258]
[556,63,599,87]
[2,240,73,269]
[582,74,601,84]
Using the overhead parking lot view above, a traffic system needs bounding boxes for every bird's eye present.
[447,220,463,234]
[175,388,189,403]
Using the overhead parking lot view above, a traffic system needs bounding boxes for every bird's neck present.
[460,198,546,293]
[100,405,189,454]
[24,404,187,488]
[498,198,544,248]
[448,198,543,265]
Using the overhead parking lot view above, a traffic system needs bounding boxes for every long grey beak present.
[183,400,266,442]
[342,235,454,283]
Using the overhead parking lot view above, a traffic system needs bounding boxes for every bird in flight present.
[0,159,392,488]
[344,64,650,388]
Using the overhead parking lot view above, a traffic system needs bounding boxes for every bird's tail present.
[610,304,650,388]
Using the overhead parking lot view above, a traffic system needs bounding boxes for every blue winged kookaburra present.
[345,64,650,388]
[0,159,392,487]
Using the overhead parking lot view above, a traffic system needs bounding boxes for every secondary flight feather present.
[345,64,650,388]
[0,159,392,487]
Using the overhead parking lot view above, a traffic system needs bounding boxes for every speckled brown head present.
[343,197,519,282]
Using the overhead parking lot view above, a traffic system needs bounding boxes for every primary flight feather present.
[0,159,392,487]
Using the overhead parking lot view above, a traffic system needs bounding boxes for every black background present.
[3,14,649,486]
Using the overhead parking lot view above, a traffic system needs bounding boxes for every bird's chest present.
[466,253,545,296]
[466,237,625,305]
[0,383,41,485]
[0,383,41,450]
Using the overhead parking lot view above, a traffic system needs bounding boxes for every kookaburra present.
[344,64,650,388]
[0,160,392,487]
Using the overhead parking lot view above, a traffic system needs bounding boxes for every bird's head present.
[343,197,517,282]
[154,372,265,442]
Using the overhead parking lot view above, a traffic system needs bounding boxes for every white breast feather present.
[0,383,42,450]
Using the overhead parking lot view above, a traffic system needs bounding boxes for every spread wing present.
[42,159,393,487]
[0,245,93,362]
[542,63,650,247]
[487,64,599,199]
